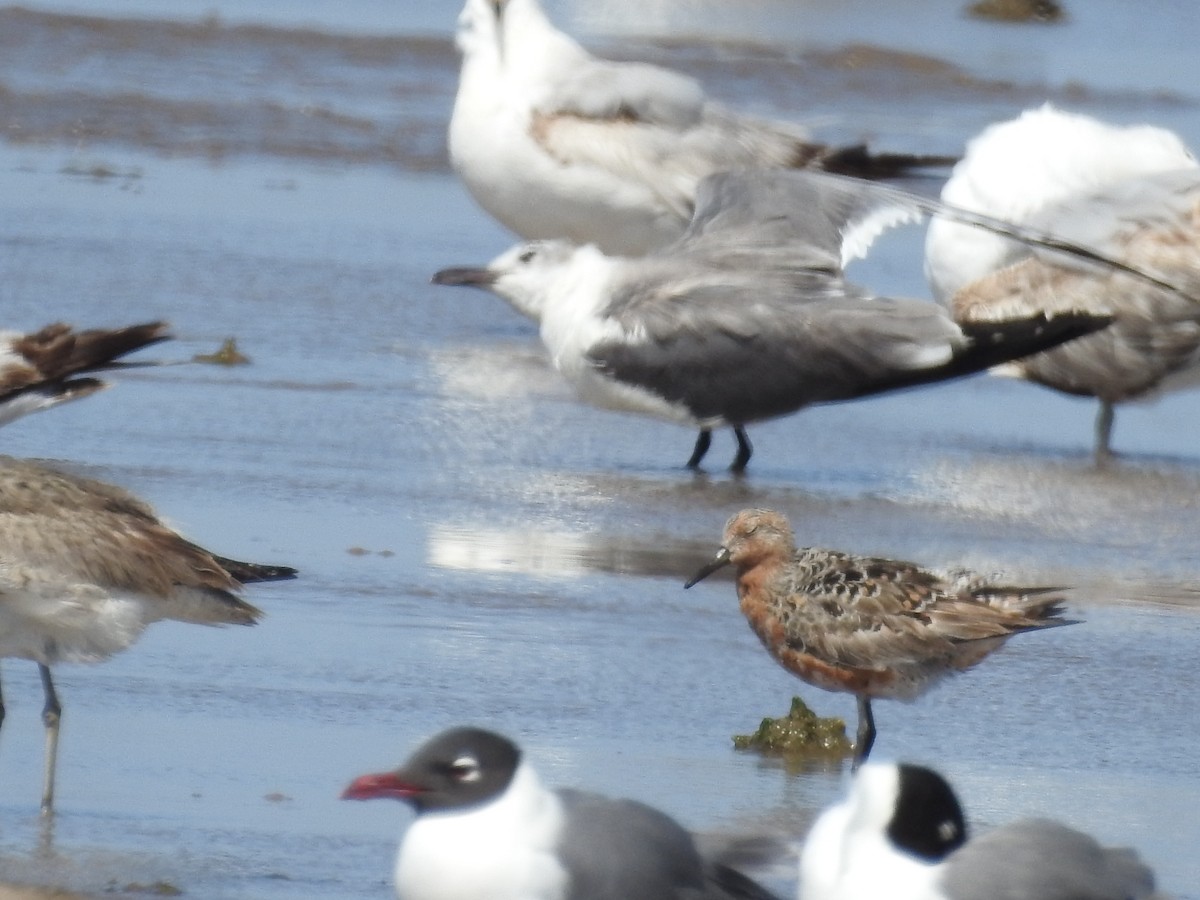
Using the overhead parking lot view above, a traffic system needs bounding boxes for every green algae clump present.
[733,696,852,759]
[194,337,251,366]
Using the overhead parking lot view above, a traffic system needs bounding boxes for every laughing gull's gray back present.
[343,726,781,900]
[0,321,170,427]
[449,0,955,256]
[926,105,1200,462]
[801,762,1158,900]
[434,168,1119,471]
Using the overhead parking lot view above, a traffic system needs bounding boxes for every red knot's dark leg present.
[852,694,876,770]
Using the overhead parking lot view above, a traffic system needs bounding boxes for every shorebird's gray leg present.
[852,695,876,770]
[39,664,61,815]
[1094,401,1115,465]
[686,429,713,469]
[730,427,753,473]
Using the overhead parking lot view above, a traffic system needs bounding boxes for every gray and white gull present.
[449,0,955,256]
[342,726,781,900]
[800,761,1159,900]
[0,456,296,812]
[433,168,1130,472]
[926,105,1200,462]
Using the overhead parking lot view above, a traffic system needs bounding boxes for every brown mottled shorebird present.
[0,321,170,427]
[0,455,296,813]
[685,508,1071,765]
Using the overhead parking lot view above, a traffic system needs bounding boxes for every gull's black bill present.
[431,266,497,287]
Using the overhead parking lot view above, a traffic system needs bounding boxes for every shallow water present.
[0,1,1199,897]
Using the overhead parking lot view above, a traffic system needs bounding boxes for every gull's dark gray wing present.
[554,789,781,900]
[940,819,1157,900]
[591,263,1106,425]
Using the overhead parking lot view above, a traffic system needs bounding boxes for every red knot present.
[686,508,1072,765]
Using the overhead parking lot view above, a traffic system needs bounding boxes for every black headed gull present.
[0,455,296,812]
[343,726,782,900]
[685,509,1072,765]
[925,105,1200,462]
[448,0,956,256]
[433,168,1119,472]
[0,321,169,428]
[800,762,1158,900]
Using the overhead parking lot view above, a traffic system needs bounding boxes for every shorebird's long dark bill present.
[431,266,497,287]
[684,547,731,588]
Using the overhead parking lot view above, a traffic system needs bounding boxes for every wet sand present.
[1,1,1199,897]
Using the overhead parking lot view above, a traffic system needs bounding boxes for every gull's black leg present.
[686,429,713,469]
[730,426,753,473]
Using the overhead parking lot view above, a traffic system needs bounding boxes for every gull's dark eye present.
[518,249,537,264]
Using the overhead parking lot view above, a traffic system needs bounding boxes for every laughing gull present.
[433,168,1122,472]
[342,726,782,900]
[800,762,1158,900]
[449,0,956,256]
[685,509,1072,765]
[0,456,296,812]
[925,105,1200,461]
[0,321,169,428]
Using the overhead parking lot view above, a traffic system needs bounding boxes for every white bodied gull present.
[925,105,1200,461]
[0,321,169,428]
[342,726,782,900]
[449,0,956,256]
[433,168,1129,472]
[0,456,296,812]
[800,762,1159,900]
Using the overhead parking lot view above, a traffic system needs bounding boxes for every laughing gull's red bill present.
[800,762,1158,900]
[449,0,956,257]
[343,726,783,900]
[685,508,1074,766]
[926,105,1200,463]
[433,168,1134,473]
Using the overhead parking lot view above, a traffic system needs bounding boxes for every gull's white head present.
[455,0,504,58]
[455,0,570,67]
[487,240,583,320]
[433,240,584,322]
